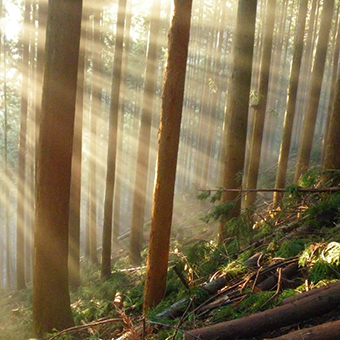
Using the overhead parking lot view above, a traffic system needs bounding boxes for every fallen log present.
[281,282,340,305]
[184,281,340,340]
[256,262,299,291]
[269,318,340,339]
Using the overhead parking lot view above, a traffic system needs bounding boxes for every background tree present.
[143,0,193,313]
[129,0,161,265]
[219,0,257,242]
[33,0,82,336]
[295,0,335,182]
[16,0,31,291]
[244,0,276,210]
[273,0,308,206]
[101,0,127,280]
[322,75,340,185]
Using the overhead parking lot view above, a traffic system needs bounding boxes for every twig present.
[171,298,194,340]
[148,321,202,339]
[46,318,124,340]
[259,267,283,310]
[173,263,190,290]
[251,267,263,292]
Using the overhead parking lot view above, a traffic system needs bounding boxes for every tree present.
[129,0,161,265]
[101,0,127,280]
[69,7,86,287]
[295,0,335,182]
[322,75,340,185]
[16,0,31,290]
[33,0,82,336]
[219,0,257,242]
[143,0,193,313]
[273,0,308,206]
[244,0,276,209]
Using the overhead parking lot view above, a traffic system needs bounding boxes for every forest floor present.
[2,177,340,339]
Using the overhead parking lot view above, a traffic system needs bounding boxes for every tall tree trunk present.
[322,74,340,184]
[244,0,276,209]
[273,0,308,206]
[17,0,32,290]
[129,0,161,265]
[69,2,87,288]
[101,0,127,280]
[89,5,102,264]
[33,0,82,336]
[143,0,193,313]
[295,0,335,182]
[219,0,257,242]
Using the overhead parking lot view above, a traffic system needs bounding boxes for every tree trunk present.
[17,0,31,291]
[272,319,340,340]
[244,0,276,209]
[101,0,127,279]
[273,0,308,206]
[129,0,161,265]
[322,75,340,184]
[294,0,335,182]
[68,6,86,288]
[33,0,82,336]
[219,0,257,241]
[143,0,193,313]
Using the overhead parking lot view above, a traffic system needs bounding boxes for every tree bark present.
[295,0,335,182]
[244,0,276,209]
[101,0,127,280]
[129,0,161,265]
[219,0,257,241]
[273,0,308,206]
[143,0,193,313]
[33,0,82,336]
[271,318,340,340]
[185,282,340,340]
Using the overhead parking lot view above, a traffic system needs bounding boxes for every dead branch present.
[198,187,340,193]
[47,318,124,340]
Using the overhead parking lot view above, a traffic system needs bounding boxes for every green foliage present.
[285,184,301,197]
[275,239,306,258]
[299,242,340,283]
[303,193,340,229]
[201,201,237,223]
[299,166,321,188]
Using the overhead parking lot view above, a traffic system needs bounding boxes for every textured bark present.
[219,0,257,241]
[273,0,308,206]
[33,0,82,336]
[101,0,127,279]
[185,282,340,340]
[295,0,335,182]
[143,0,193,313]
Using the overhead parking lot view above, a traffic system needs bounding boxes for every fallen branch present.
[198,187,340,193]
[46,318,124,340]
[184,281,340,340]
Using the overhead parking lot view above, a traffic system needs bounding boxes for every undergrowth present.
[2,177,340,339]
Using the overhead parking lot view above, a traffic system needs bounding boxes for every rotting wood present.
[184,282,340,340]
